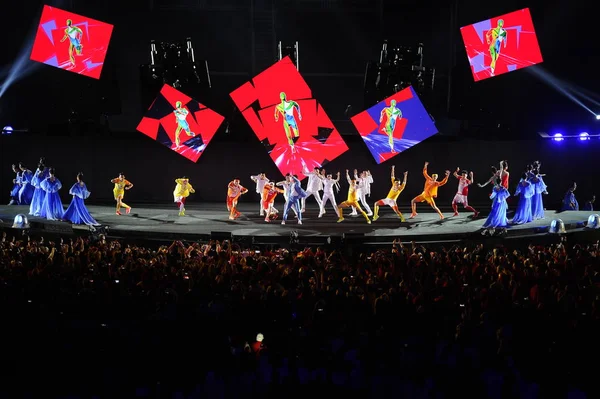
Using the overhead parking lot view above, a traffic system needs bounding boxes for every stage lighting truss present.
[277,41,299,71]
[538,132,598,141]
[363,41,435,108]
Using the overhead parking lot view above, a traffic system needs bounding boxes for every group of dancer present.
[8,158,595,232]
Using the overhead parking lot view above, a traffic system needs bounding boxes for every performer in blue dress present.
[482,179,510,232]
[8,164,21,205]
[39,168,64,221]
[512,174,534,224]
[530,165,547,220]
[583,195,595,211]
[17,162,34,205]
[29,158,49,216]
[281,174,307,225]
[63,173,99,226]
[562,182,579,211]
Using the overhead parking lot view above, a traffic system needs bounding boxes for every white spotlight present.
[549,219,566,234]
[586,214,600,229]
[12,214,29,229]
[596,115,600,120]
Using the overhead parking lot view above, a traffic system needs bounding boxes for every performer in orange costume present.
[261,182,284,222]
[410,162,450,220]
[227,178,248,220]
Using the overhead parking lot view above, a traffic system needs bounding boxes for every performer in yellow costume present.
[373,165,407,222]
[410,162,449,220]
[337,170,371,224]
[110,173,133,215]
[173,177,195,216]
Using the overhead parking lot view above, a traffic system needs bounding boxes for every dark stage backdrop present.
[1,132,596,209]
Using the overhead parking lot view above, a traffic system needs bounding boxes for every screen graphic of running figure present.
[351,86,437,165]
[230,57,348,179]
[30,5,114,79]
[137,84,224,163]
[60,19,83,67]
[174,101,196,150]
[380,100,402,153]
[274,92,302,153]
[460,8,543,82]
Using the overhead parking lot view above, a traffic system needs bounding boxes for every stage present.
[1,203,598,245]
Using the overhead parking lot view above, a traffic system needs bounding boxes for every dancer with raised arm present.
[261,182,284,222]
[301,163,323,213]
[482,179,510,235]
[281,175,307,225]
[276,177,298,219]
[373,165,407,222]
[63,173,99,226]
[39,168,64,221]
[318,170,341,218]
[530,162,547,220]
[29,158,49,216]
[17,163,34,205]
[410,162,450,220]
[227,178,248,220]
[351,170,373,216]
[111,173,133,215]
[251,173,272,216]
[337,170,371,224]
[512,174,534,224]
[478,160,509,190]
[173,177,195,216]
[452,168,479,217]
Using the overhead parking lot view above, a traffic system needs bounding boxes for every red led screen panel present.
[230,57,348,179]
[30,5,114,79]
[460,8,543,81]
[136,84,225,163]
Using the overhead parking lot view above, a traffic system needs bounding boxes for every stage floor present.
[0,203,596,243]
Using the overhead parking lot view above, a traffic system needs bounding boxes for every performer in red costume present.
[227,178,248,220]
[451,168,479,217]
[261,182,284,222]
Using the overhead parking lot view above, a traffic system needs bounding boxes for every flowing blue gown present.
[483,186,510,228]
[562,191,579,211]
[9,171,21,203]
[63,182,99,226]
[29,168,49,216]
[530,175,547,220]
[512,180,534,224]
[39,177,64,220]
[18,169,35,205]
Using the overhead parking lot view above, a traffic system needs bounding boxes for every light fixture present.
[552,133,564,142]
[579,132,590,141]
[1,126,13,135]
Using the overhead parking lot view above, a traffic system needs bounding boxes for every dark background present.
[0,0,596,205]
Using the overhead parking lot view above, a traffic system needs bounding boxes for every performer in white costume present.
[301,164,323,212]
[318,170,341,218]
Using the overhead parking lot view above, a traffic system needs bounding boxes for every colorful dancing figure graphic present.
[379,100,402,153]
[173,101,196,150]
[274,92,302,153]
[60,19,83,67]
[486,19,507,76]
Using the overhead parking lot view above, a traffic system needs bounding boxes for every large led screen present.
[350,86,437,164]
[460,8,543,81]
[136,84,225,163]
[229,57,348,179]
[30,5,114,79]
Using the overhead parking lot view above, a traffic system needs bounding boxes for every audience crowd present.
[0,230,598,398]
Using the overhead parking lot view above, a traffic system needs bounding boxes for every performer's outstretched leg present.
[430,199,444,219]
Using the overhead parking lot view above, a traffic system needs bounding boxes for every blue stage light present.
[552,133,564,141]
[1,126,13,135]
[579,132,590,141]
[596,115,600,120]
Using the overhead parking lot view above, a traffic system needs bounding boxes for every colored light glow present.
[579,132,590,141]
[1,126,13,135]
[596,115,600,120]
[552,133,564,141]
